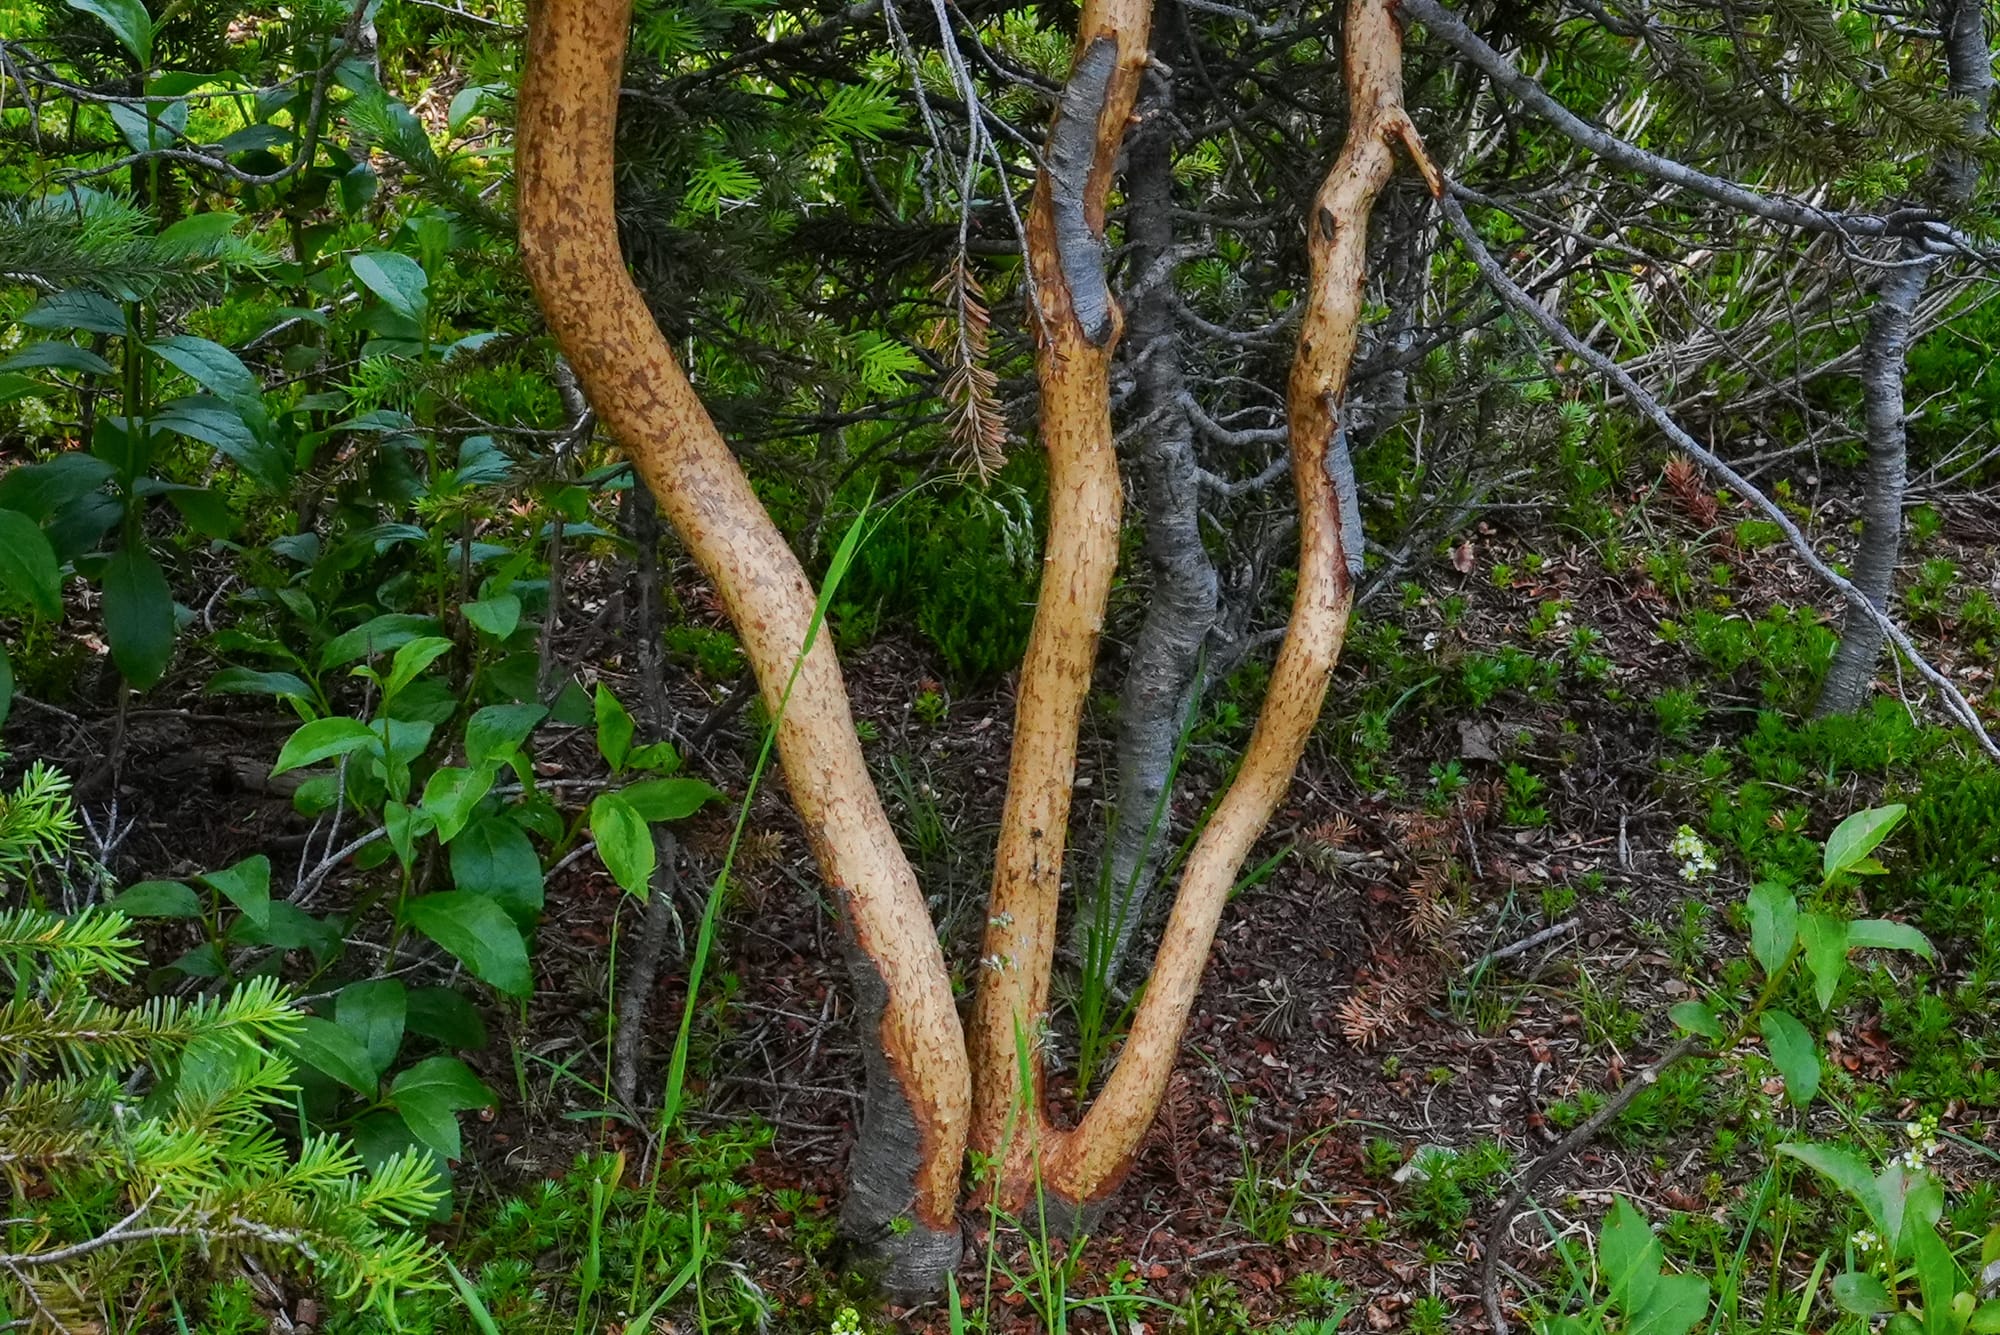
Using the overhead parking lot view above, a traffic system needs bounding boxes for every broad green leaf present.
[405,892,532,997]
[594,684,634,773]
[464,703,545,769]
[381,634,454,700]
[406,987,488,1049]
[23,290,125,335]
[321,613,441,669]
[1760,1010,1819,1107]
[1824,804,1906,882]
[0,509,63,618]
[1600,1198,1663,1316]
[64,0,151,60]
[449,816,544,922]
[101,547,175,688]
[1778,1143,1882,1220]
[286,1016,378,1093]
[1799,912,1849,1011]
[0,455,114,522]
[163,485,235,538]
[272,716,377,774]
[148,335,258,407]
[1831,1273,1894,1316]
[351,251,429,322]
[1911,1222,1958,1333]
[207,667,313,702]
[230,901,339,956]
[462,594,520,640]
[107,98,185,152]
[1847,919,1935,959]
[0,342,116,377]
[199,854,270,930]
[390,1055,494,1161]
[617,776,722,823]
[421,765,495,844]
[383,798,434,867]
[1747,881,1798,978]
[1668,1000,1723,1041]
[590,792,654,897]
[1970,1301,2000,1335]
[1630,1272,1708,1335]
[110,879,200,918]
[336,978,407,1082]
[626,739,680,773]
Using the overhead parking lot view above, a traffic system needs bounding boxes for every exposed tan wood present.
[966,0,1155,1197]
[1042,0,1439,1205]
[516,0,970,1278]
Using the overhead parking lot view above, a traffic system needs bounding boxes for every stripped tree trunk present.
[965,0,1155,1202]
[1815,0,1990,715]
[1087,54,1222,992]
[974,0,1438,1219]
[516,0,970,1289]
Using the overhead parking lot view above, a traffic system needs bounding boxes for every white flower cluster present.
[1900,1114,1941,1170]
[1670,825,1717,883]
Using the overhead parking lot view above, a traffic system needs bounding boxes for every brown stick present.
[517,0,969,1286]
[1041,0,1440,1207]
[967,0,1155,1198]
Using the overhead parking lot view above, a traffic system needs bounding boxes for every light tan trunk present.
[965,0,1154,1199]
[516,0,970,1288]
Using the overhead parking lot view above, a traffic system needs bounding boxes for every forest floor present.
[11,477,2000,1334]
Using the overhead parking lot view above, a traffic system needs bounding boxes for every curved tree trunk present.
[1815,0,1990,716]
[966,0,1155,1201]
[516,0,970,1290]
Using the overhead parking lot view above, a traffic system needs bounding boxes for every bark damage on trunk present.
[976,0,1439,1216]
[516,0,970,1290]
[1816,0,1990,716]
[967,0,1155,1199]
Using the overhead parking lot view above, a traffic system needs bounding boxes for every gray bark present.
[611,828,679,1107]
[1084,66,1221,987]
[1817,0,1991,714]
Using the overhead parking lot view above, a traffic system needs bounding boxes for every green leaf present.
[449,816,545,922]
[64,0,151,60]
[618,776,722,823]
[199,854,271,930]
[272,716,377,774]
[1799,912,1849,1012]
[405,892,533,997]
[336,979,407,1083]
[1747,881,1798,978]
[163,485,236,538]
[406,987,487,1049]
[101,547,175,688]
[1970,1302,2000,1335]
[147,336,258,407]
[464,703,545,769]
[590,792,654,897]
[0,455,114,522]
[421,765,495,844]
[1629,1274,1709,1335]
[1824,804,1906,882]
[1831,1273,1894,1316]
[0,342,116,377]
[463,594,520,640]
[23,291,126,336]
[390,1055,494,1161]
[0,509,63,619]
[151,396,280,490]
[320,613,442,669]
[207,667,313,703]
[230,901,339,957]
[1601,1198,1663,1316]
[381,634,454,700]
[1777,1143,1881,1220]
[110,879,200,918]
[351,251,429,322]
[594,684,634,773]
[1847,919,1935,960]
[1668,1000,1723,1041]
[626,739,680,773]
[1760,1010,1820,1108]
[286,1016,379,1093]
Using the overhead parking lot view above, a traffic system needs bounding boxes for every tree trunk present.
[1816,0,1990,715]
[1086,54,1220,994]
[516,0,970,1290]
[966,0,1155,1201]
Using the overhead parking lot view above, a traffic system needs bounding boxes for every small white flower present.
[988,912,1014,929]
[1853,1228,1880,1252]
[1669,825,1716,882]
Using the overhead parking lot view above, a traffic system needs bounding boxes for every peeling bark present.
[517,0,969,1286]
[967,0,1155,1203]
[1041,0,1439,1209]
[1816,0,1990,715]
